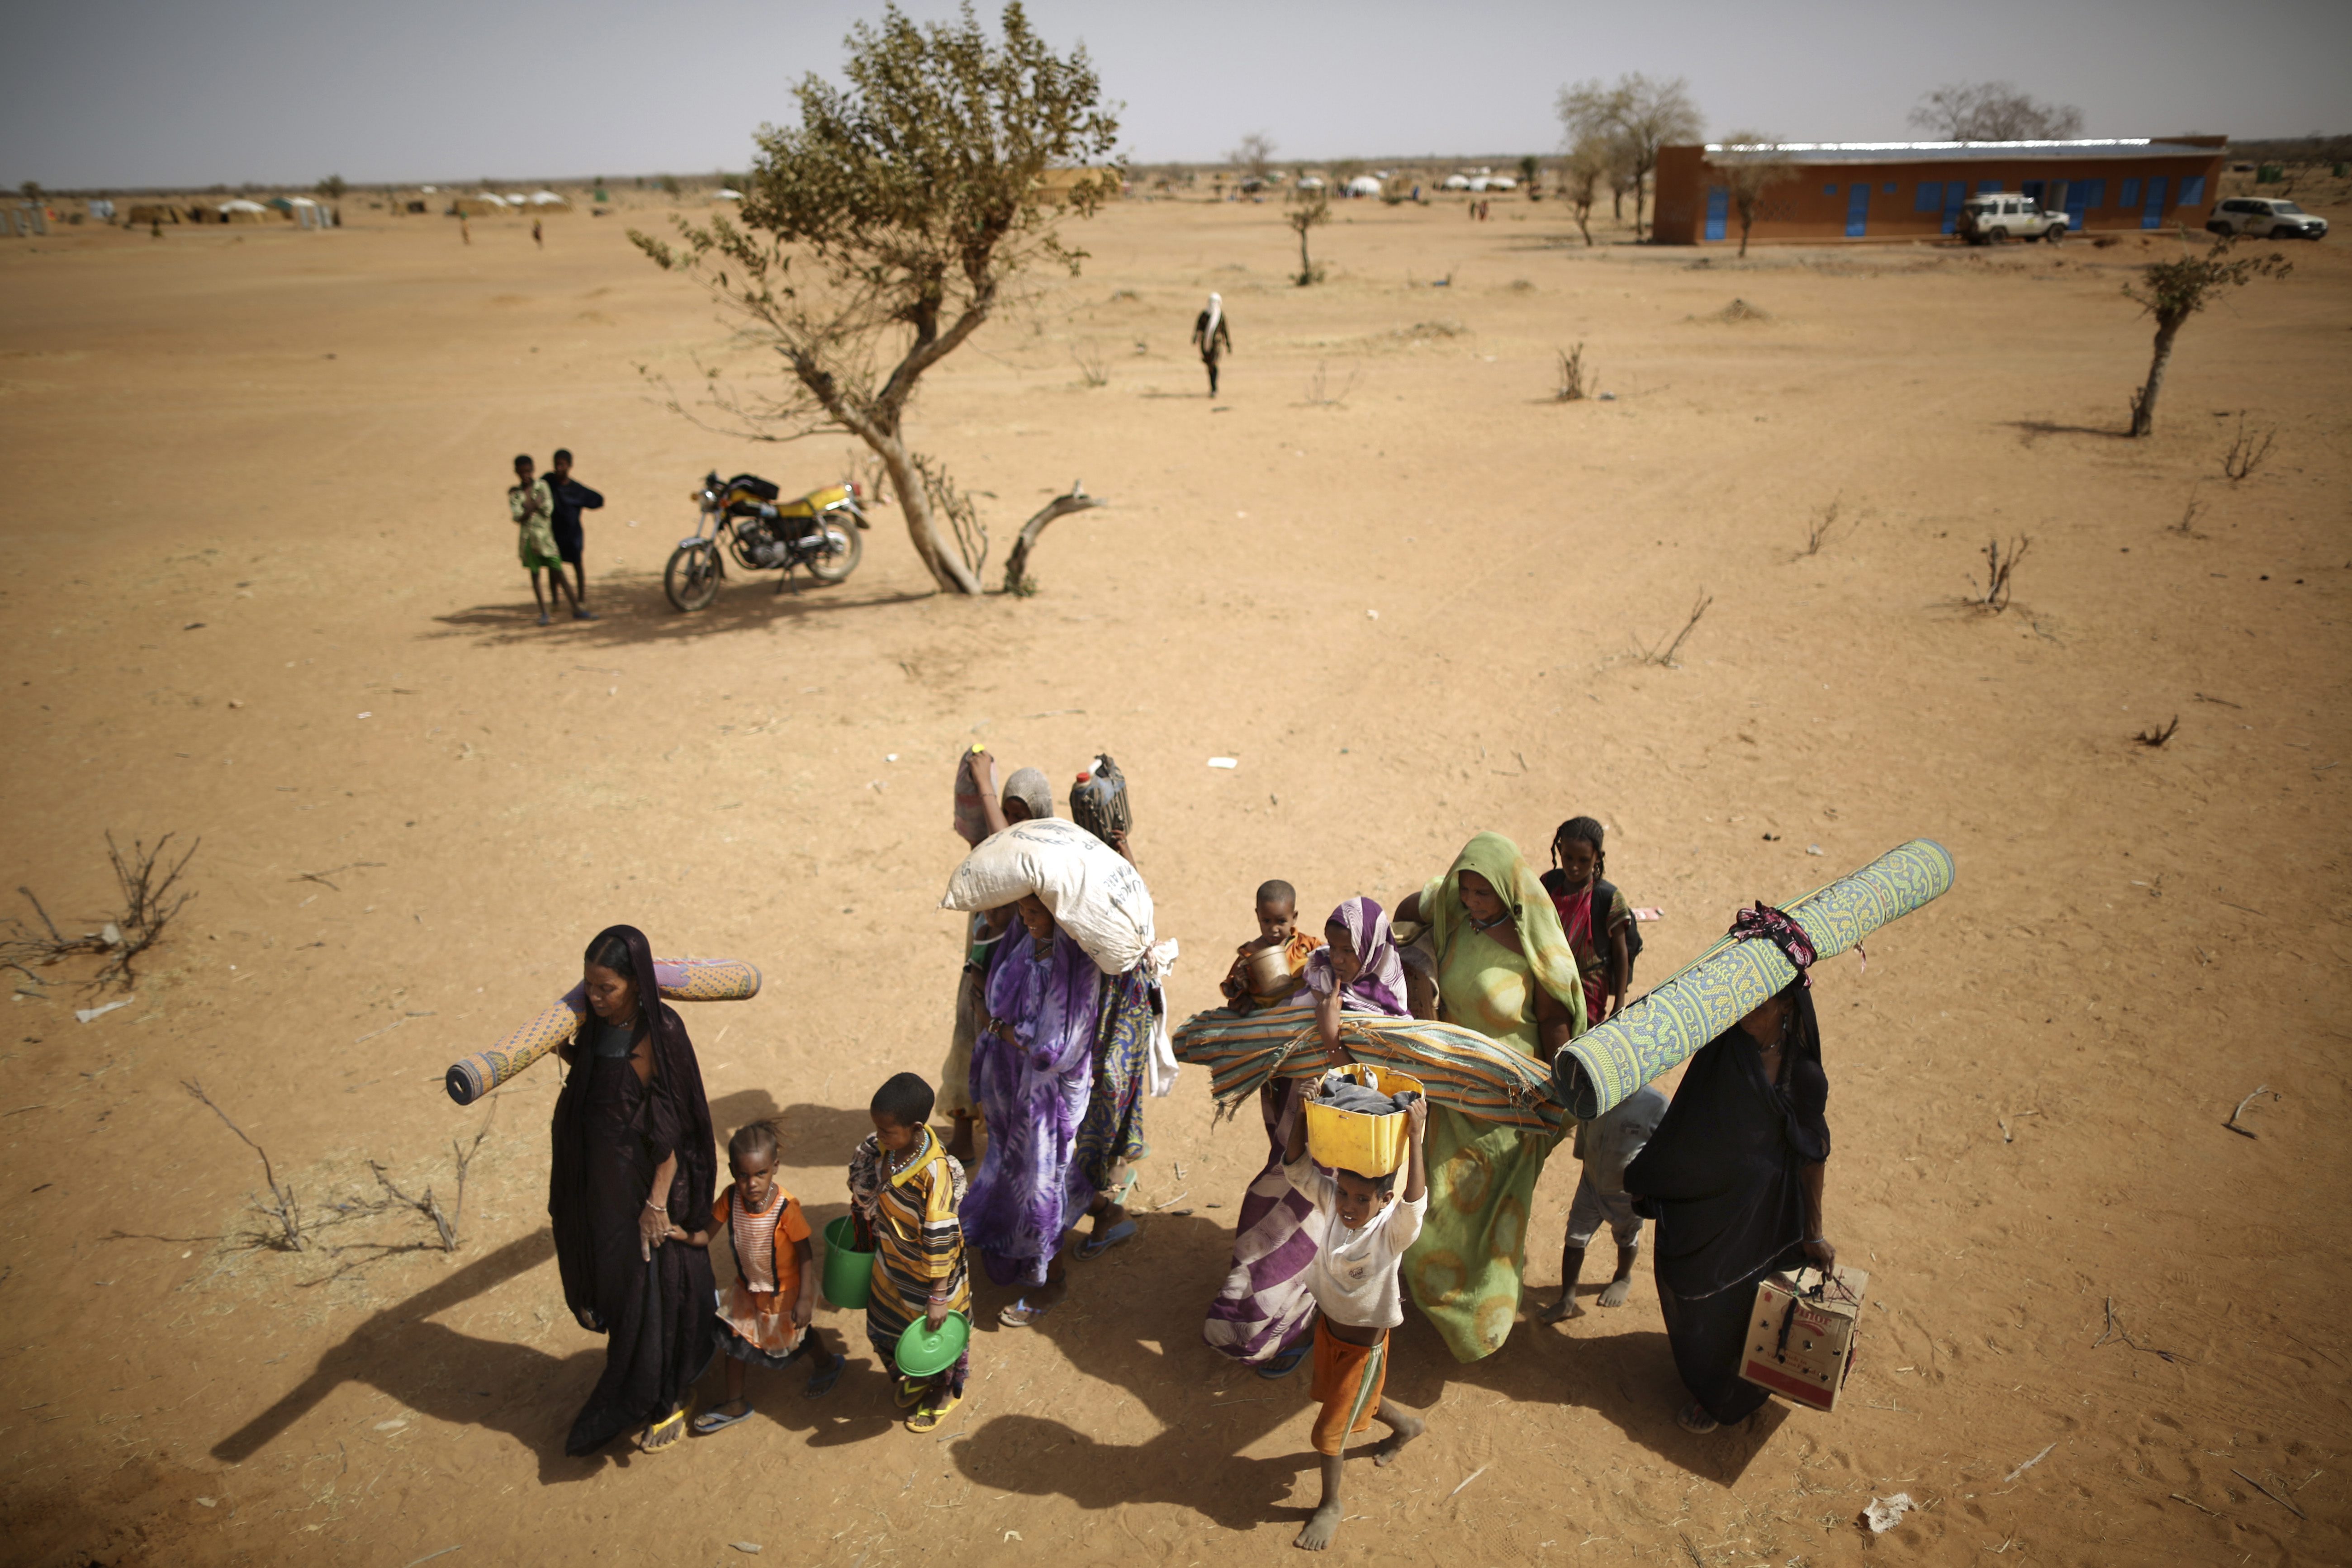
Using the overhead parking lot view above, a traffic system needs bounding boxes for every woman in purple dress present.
[1202,895,1411,1376]
[962,893,1101,1326]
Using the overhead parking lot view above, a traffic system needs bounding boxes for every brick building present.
[1653,138,2228,245]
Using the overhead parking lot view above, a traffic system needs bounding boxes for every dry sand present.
[0,191,2347,1566]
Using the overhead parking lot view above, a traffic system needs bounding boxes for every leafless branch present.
[2221,413,2275,482]
[184,1079,308,1251]
[1969,535,2032,613]
[1554,343,1589,402]
[2134,715,2180,747]
[1636,592,1712,667]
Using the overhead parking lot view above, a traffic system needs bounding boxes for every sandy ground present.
[1,190,2347,1568]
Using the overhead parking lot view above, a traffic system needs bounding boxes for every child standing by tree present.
[1541,816,1636,1023]
[673,1121,846,1431]
[1279,1091,1429,1551]
[507,454,577,626]
[849,1073,972,1433]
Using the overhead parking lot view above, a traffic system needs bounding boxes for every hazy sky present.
[5,0,2346,189]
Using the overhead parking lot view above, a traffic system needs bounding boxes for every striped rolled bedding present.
[1554,838,1956,1119]
[444,957,763,1105]
[1169,1006,1564,1134]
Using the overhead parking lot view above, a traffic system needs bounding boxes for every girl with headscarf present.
[1203,896,1412,1375]
[548,924,718,1454]
[963,894,1101,1326]
[1625,905,1835,1433]
[1191,294,1232,396]
[1392,833,1587,1361]
[940,752,1055,1163]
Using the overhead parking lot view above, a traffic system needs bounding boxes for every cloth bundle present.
[444,957,763,1105]
[1171,1006,1564,1134]
[1315,1073,1419,1116]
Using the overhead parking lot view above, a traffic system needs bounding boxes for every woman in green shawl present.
[1393,832,1586,1360]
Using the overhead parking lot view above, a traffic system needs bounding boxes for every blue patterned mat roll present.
[1555,839,1955,1119]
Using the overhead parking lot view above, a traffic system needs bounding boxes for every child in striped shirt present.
[673,1120,845,1433]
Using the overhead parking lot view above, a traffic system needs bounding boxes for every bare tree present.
[1557,74,1702,238]
[1909,82,2083,141]
[630,3,1120,595]
[2122,237,2291,437]
[1558,135,1608,245]
[1228,131,1276,185]
[1287,187,1330,284]
[1706,133,1798,258]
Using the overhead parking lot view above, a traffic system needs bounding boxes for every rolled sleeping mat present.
[444,957,763,1105]
[1554,838,1955,1121]
[1171,1005,1565,1134]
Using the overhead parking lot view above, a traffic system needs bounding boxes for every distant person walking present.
[533,218,544,249]
[545,448,603,620]
[460,214,471,246]
[1191,293,1232,398]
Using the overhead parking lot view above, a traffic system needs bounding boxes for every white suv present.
[2207,197,2328,240]
[1957,194,2068,244]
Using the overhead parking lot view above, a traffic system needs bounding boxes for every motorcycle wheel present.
[664,542,722,611]
[805,521,863,584]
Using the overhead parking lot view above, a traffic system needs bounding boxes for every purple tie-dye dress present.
[1202,896,1409,1364]
[963,927,1103,1289]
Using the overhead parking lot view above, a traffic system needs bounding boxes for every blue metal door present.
[1942,181,1965,234]
[1845,182,1870,237]
[2064,178,2090,227]
[1704,185,1728,242]
[2141,176,2167,229]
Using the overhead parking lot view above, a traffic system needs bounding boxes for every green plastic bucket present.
[821,1216,874,1310]
[894,1310,971,1378]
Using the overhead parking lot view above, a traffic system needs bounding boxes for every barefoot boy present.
[1539,1081,1668,1322]
[1222,880,1323,1012]
[1280,1090,1429,1551]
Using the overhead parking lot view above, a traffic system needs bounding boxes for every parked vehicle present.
[1957,194,2068,244]
[664,472,870,611]
[2206,197,2328,240]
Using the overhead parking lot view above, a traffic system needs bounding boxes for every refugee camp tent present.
[126,204,181,226]
[1296,175,1325,191]
[527,190,571,210]
[87,199,116,221]
[1442,174,1472,190]
[1346,175,1384,198]
[450,195,508,216]
[712,188,742,201]
[217,199,272,224]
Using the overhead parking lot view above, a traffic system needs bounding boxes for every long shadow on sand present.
[944,1209,1783,1526]
[2003,417,2134,445]
[210,1230,624,1483]
[427,572,932,651]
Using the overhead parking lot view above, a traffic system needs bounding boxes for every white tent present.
[528,190,567,205]
[1442,174,1471,190]
[713,187,743,200]
[503,192,530,204]
[1346,175,1383,198]
[1295,175,1325,191]
[1486,175,1517,190]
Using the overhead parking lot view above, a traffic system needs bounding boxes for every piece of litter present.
[1449,1465,1488,1498]
[730,1544,763,1555]
[1863,1493,1915,1534]
[1003,1531,1022,1542]
[627,519,640,526]
[1631,907,1664,922]
[101,922,123,947]
[357,711,373,720]
[75,1001,130,1024]
[375,1419,408,1432]
[1208,757,1238,769]
[2004,1441,2056,1483]
[885,753,898,762]
[1598,391,1616,401]
[1806,844,1823,856]
[1366,609,1380,620]
[195,1497,217,1508]
[402,1550,461,1568]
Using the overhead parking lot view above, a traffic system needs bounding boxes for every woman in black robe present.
[549,924,718,1454]
[1624,904,1835,1434]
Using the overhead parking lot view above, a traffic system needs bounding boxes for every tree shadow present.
[2003,417,2133,445]
[424,573,933,651]
[209,1229,621,1483]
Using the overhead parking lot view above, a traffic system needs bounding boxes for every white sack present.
[941,817,1155,976]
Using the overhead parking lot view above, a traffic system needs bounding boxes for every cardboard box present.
[1738,1265,1868,1412]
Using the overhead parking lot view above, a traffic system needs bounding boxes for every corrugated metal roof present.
[1697,139,2221,165]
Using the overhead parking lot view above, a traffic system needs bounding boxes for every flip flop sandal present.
[905,1388,963,1434]
[804,1354,846,1399]
[1676,1401,1720,1435]
[641,1409,688,1450]
[1255,1345,1308,1380]
[1078,1219,1139,1261]
[692,1401,754,1434]
[998,1298,1051,1328]
[893,1376,927,1409]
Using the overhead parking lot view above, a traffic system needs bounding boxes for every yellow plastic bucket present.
[1304,1065,1424,1179]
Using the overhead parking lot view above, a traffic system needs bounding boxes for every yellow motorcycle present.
[664,471,871,611]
